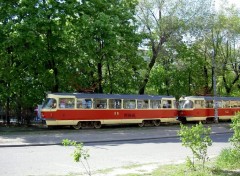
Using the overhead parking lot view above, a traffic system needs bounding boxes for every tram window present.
[205,100,213,108]
[59,98,75,108]
[226,101,231,107]
[231,101,240,108]
[137,100,149,109]
[179,100,193,109]
[222,101,230,108]
[109,99,122,109]
[216,101,222,108]
[195,100,204,108]
[52,99,57,108]
[123,100,136,109]
[42,98,57,109]
[150,100,161,109]
[143,100,149,108]
[94,99,107,109]
[77,99,92,109]
[231,101,236,107]
[162,100,172,108]
[237,101,240,107]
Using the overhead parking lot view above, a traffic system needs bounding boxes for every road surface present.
[0,123,233,176]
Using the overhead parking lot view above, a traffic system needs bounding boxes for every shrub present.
[62,139,91,176]
[178,122,212,170]
[216,113,240,170]
[230,112,240,150]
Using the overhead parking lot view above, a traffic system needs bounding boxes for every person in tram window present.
[52,99,57,108]
[67,100,74,108]
[60,100,66,108]
[97,104,103,108]
[167,100,172,108]
[163,103,168,108]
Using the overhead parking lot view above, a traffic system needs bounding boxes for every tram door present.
[109,99,122,124]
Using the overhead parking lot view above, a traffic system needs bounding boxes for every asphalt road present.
[0,123,233,176]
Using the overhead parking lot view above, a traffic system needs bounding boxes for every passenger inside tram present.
[178,100,194,109]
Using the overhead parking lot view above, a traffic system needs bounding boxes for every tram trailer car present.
[41,93,178,129]
[177,96,240,123]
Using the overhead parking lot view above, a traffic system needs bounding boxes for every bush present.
[62,139,91,176]
[215,113,240,170]
[178,122,212,170]
[230,112,240,150]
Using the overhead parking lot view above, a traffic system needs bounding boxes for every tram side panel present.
[119,109,178,124]
[178,109,209,122]
[218,107,240,120]
[43,109,122,126]
[43,108,178,126]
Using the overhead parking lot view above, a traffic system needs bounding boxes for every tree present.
[215,7,240,95]
[136,0,212,94]
[0,0,143,123]
[71,0,142,93]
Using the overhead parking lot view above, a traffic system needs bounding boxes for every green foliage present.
[215,148,240,170]
[1,0,240,123]
[62,139,91,176]
[229,112,240,150]
[0,0,141,123]
[216,113,240,170]
[178,123,212,170]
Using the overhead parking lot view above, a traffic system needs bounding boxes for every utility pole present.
[212,0,218,123]
[212,50,218,123]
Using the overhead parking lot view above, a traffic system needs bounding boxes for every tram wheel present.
[138,121,145,127]
[93,121,102,129]
[72,122,82,130]
[153,120,161,127]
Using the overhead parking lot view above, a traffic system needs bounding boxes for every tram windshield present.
[178,100,193,109]
[42,98,57,109]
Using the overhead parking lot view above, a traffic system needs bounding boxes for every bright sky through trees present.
[215,0,240,9]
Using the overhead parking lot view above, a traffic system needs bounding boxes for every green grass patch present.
[150,163,215,176]
[115,159,240,176]
[215,148,240,170]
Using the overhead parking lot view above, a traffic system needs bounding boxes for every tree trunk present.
[107,62,113,94]
[6,97,10,125]
[97,62,103,93]
[138,41,161,95]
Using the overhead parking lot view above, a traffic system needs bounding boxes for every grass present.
[96,150,240,176]
[215,148,240,170]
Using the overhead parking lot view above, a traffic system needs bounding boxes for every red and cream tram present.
[177,96,240,123]
[41,93,178,129]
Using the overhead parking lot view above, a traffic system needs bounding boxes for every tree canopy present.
[0,0,240,124]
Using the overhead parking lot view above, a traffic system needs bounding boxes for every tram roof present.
[182,96,240,101]
[48,93,175,100]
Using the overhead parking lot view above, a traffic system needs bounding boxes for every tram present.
[41,93,178,129]
[177,96,240,123]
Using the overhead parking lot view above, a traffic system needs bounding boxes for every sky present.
[215,0,240,9]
